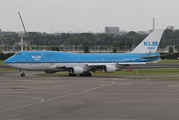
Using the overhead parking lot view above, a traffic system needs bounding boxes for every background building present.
[137,31,148,35]
[167,26,174,31]
[105,27,120,34]
[148,30,153,34]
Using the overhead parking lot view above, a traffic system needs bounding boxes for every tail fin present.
[131,29,164,53]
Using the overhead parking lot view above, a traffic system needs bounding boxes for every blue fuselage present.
[5,51,160,64]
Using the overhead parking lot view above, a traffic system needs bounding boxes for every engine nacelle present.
[72,67,84,74]
[104,65,118,73]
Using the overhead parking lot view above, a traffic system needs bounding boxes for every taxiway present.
[1,71,179,120]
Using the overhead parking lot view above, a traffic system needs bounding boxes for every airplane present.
[4,29,164,77]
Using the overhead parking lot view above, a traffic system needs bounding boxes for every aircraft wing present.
[87,62,146,66]
[49,62,146,68]
[47,62,147,72]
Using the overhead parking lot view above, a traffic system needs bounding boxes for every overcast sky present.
[0,0,178,33]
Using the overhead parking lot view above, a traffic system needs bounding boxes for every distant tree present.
[84,46,90,53]
[169,46,174,53]
[61,33,66,39]
[112,40,118,48]
[120,40,126,46]
[51,46,56,51]
[127,31,137,36]
[177,45,179,52]
[127,42,132,51]
[113,48,117,53]
[55,47,60,51]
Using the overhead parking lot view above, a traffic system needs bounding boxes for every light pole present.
[18,31,26,51]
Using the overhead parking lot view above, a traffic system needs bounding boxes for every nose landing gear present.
[20,70,25,77]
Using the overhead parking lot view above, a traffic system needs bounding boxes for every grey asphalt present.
[1,71,179,120]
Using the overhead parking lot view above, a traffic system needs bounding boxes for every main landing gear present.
[20,70,25,77]
[80,72,92,77]
[69,73,76,76]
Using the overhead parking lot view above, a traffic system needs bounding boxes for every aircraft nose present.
[4,58,11,65]
[4,59,8,64]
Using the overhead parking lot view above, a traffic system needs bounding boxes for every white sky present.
[0,0,178,33]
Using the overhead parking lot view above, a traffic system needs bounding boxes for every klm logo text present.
[144,41,158,50]
[144,41,158,46]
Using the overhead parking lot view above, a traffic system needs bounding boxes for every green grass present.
[133,77,179,81]
[158,59,179,64]
[93,68,179,75]
[151,77,179,81]
[0,60,5,65]
[36,68,179,77]
[0,68,17,71]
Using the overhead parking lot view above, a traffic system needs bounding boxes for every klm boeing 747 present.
[4,29,164,77]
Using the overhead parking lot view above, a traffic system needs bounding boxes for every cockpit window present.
[16,53,21,55]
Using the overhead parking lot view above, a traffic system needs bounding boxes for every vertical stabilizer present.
[131,29,164,53]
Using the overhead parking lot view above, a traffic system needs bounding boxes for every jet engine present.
[104,65,119,73]
[72,67,84,74]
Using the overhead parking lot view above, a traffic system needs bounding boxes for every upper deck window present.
[16,53,21,55]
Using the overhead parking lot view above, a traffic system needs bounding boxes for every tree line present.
[0,29,179,51]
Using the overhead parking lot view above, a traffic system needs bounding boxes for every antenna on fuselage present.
[18,12,32,51]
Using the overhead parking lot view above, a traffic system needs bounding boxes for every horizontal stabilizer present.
[141,53,176,59]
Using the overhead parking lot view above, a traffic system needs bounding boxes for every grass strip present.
[0,68,17,71]
[157,60,179,64]
[0,60,5,65]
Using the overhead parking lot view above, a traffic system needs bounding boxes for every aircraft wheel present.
[69,73,76,76]
[80,72,91,77]
[88,73,92,76]
[21,73,25,77]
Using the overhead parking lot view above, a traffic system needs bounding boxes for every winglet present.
[131,29,164,53]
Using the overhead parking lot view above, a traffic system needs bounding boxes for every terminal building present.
[105,27,120,35]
